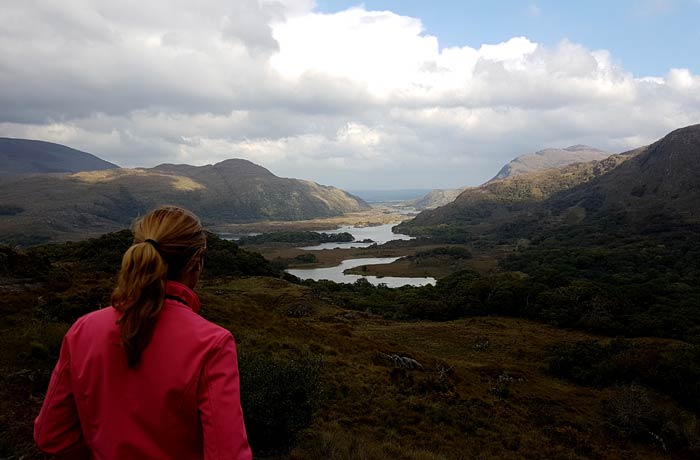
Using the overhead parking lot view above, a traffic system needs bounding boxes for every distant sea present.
[347,189,432,204]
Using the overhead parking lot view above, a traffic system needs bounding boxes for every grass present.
[205,278,690,459]
[2,272,696,459]
[253,242,501,280]
[211,208,407,235]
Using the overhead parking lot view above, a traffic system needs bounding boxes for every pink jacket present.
[35,281,252,460]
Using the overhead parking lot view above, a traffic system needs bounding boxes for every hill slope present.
[2,233,698,459]
[406,145,609,210]
[404,187,469,210]
[397,148,640,236]
[544,124,700,235]
[399,124,700,243]
[0,138,118,177]
[490,145,610,182]
[0,159,369,245]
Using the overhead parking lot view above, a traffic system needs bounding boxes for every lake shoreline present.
[281,224,435,286]
[222,207,501,283]
[211,206,410,235]
[286,256,437,287]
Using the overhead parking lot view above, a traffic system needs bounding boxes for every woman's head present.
[112,205,206,367]
[132,205,207,283]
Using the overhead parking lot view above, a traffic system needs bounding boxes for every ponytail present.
[111,206,206,368]
[112,242,168,367]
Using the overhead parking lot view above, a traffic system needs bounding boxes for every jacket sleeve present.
[34,334,90,460]
[198,333,252,460]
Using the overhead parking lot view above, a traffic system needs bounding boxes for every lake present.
[299,224,413,250]
[288,224,435,287]
[286,257,436,288]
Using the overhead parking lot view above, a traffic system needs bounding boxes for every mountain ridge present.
[398,124,700,243]
[396,146,645,236]
[0,137,119,177]
[0,157,369,245]
[545,124,700,231]
[489,145,610,182]
[405,144,610,210]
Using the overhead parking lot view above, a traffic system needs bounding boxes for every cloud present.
[0,2,699,189]
[220,0,281,55]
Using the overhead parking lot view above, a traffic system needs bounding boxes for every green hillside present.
[396,147,641,240]
[0,159,369,245]
[399,124,700,245]
[405,145,609,211]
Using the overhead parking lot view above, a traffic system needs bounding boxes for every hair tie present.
[144,239,160,252]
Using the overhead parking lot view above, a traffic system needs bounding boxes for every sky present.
[318,0,700,76]
[1,0,699,190]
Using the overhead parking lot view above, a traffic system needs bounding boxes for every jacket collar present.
[165,280,201,314]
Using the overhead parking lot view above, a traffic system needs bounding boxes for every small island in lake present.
[236,231,354,245]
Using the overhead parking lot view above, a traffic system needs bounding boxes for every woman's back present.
[34,207,251,460]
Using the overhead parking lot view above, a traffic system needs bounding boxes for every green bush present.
[548,341,619,386]
[203,232,281,278]
[237,231,353,245]
[294,253,318,263]
[239,351,323,456]
[603,385,700,451]
[415,246,472,259]
[549,339,700,412]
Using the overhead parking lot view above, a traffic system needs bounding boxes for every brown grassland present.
[2,222,698,460]
[212,207,407,235]
[1,271,688,460]
[257,244,498,279]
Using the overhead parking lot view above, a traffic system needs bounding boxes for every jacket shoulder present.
[161,300,233,345]
[66,307,118,337]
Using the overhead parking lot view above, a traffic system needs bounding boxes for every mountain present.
[0,159,369,245]
[544,125,700,233]
[406,145,609,211]
[398,149,638,234]
[0,138,119,177]
[346,189,433,204]
[404,187,469,210]
[398,124,700,242]
[489,145,610,182]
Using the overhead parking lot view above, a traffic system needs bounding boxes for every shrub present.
[239,351,323,456]
[203,232,281,278]
[415,246,472,259]
[549,339,700,412]
[237,231,353,245]
[603,385,700,451]
[269,257,289,271]
[286,304,314,318]
[294,253,318,263]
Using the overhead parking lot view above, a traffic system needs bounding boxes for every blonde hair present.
[111,206,206,367]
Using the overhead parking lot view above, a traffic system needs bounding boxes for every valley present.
[2,234,696,460]
[211,206,409,235]
[230,209,492,284]
[3,3,700,460]
[2,125,699,460]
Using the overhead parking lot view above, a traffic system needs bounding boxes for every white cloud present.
[0,2,699,189]
[666,68,700,91]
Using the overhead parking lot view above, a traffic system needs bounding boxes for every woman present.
[34,206,252,460]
